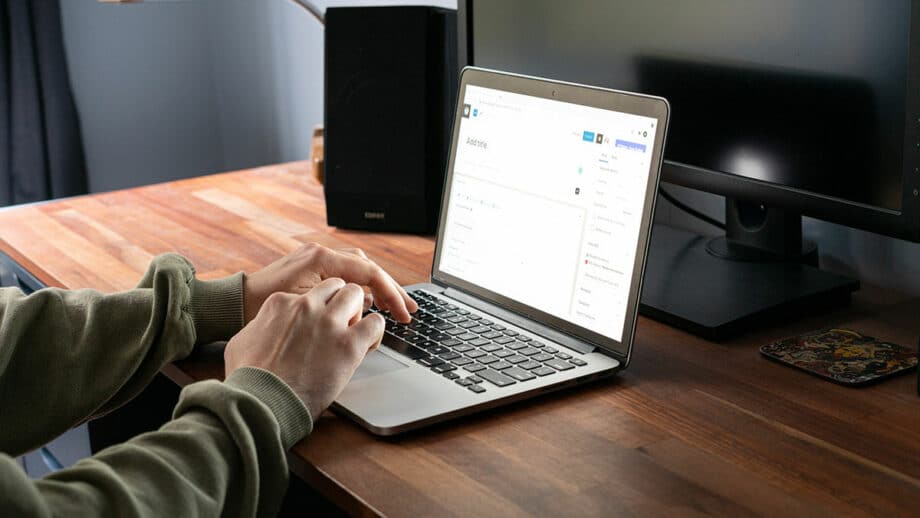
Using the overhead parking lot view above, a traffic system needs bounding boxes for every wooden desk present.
[1,162,918,516]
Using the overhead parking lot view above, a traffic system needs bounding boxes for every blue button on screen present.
[615,139,647,152]
[582,131,596,142]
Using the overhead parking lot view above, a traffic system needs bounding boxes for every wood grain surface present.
[1,161,918,517]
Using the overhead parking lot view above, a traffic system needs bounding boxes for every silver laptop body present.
[335,67,670,435]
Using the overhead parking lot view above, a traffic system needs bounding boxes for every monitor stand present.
[639,198,859,340]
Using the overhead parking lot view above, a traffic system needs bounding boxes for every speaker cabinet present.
[324,6,457,234]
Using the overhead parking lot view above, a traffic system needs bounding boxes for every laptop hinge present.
[442,287,596,355]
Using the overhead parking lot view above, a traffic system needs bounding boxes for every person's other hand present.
[224,277,385,418]
[243,243,417,324]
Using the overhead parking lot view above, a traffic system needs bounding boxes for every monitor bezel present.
[459,0,920,243]
[430,66,670,361]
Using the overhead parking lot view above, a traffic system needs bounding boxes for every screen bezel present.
[460,0,920,243]
[431,67,670,360]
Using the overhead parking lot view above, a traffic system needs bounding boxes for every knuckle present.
[264,291,287,308]
[343,283,364,298]
[320,310,340,328]
[296,294,314,312]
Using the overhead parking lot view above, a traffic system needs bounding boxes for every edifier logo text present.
[363,211,386,220]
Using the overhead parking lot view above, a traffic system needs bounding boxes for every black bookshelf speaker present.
[324,6,457,234]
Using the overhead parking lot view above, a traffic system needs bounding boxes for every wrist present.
[242,273,263,324]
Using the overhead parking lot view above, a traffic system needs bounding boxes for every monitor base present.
[639,224,859,340]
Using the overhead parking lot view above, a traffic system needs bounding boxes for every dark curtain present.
[1,0,87,206]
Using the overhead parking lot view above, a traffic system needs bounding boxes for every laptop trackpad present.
[352,349,408,381]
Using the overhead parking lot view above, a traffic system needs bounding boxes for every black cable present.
[658,187,726,230]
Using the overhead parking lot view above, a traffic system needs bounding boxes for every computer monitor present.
[459,0,920,338]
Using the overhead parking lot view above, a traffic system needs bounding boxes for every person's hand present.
[224,277,385,419]
[242,243,418,324]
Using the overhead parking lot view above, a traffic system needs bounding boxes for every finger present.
[306,277,347,305]
[349,312,385,354]
[363,289,374,312]
[326,283,366,325]
[337,247,369,260]
[323,251,414,322]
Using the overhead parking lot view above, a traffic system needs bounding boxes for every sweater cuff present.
[189,272,244,344]
[225,367,313,449]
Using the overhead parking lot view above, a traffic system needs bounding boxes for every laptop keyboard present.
[370,290,587,394]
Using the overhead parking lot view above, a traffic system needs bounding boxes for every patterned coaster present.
[760,328,918,386]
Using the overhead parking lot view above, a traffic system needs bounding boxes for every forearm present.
[0,368,312,518]
[0,254,244,456]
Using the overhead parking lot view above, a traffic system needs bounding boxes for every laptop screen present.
[437,85,659,343]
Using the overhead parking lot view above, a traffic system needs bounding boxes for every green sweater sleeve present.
[0,253,244,455]
[0,367,312,517]
[0,254,313,517]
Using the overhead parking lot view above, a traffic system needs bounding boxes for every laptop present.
[335,67,670,435]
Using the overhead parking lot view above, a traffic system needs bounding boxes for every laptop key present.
[443,371,460,380]
[468,384,486,394]
[428,346,450,355]
[507,341,529,350]
[453,357,474,366]
[569,358,588,367]
[458,333,479,341]
[480,319,494,326]
[494,349,515,358]
[469,338,490,347]
[478,369,516,387]
[494,336,515,345]
[468,314,482,320]
[466,350,487,359]
[446,328,466,336]
[557,352,573,360]
[439,352,461,361]
[417,356,444,367]
[456,378,474,386]
[545,359,575,371]
[532,366,556,376]
[477,355,500,365]
[481,344,502,352]
[453,344,474,353]
[506,355,528,364]
[503,367,536,382]
[491,361,512,370]
[483,331,503,340]
[471,326,492,334]
[533,353,554,362]
[518,336,533,342]
[543,346,558,353]
[406,335,427,344]
[491,324,506,331]
[419,341,439,350]
[447,316,465,324]
[460,321,479,329]
[441,339,462,347]
[432,363,457,374]
[519,360,542,370]
[467,376,484,384]
[382,334,428,359]
[518,347,540,356]
[504,330,518,336]
[456,309,470,315]
[464,364,487,373]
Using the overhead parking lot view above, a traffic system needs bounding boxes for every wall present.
[58,0,920,296]
[60,0,453,193]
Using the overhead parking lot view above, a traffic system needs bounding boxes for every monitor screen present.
[437,85,659,341]
[470,0,910,211]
